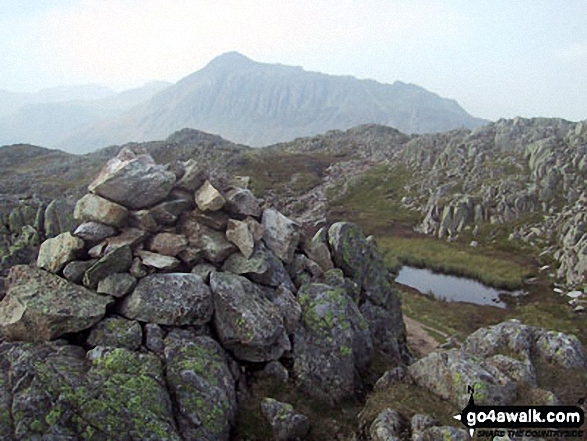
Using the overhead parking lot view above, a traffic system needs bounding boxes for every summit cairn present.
[0,148,409,440]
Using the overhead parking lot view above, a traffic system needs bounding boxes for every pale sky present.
[1,0,586,121]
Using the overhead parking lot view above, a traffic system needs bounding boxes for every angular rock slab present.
[262,208,300,263]
[261,398,310,441]
[36,232,85,273]
[119,273,213,326]
[74,221,117,243]
[83,245,133,289]
[181,217,236,263]
[222,243,294,289]
[88,148,176,209]
[293,282,373,402]
[0,265,111,341]
[225,187,261,218]
[164,332,237,441]
[195,180,226,212]
[408,349,517,407]
[210,272,290,362]
[73,193,128,227]
[226,219,254,259]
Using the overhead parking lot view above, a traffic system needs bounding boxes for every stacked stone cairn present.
[0,148,409,440]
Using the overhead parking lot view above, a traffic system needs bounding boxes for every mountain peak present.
[204,51,255,70]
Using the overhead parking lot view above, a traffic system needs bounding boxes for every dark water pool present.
[395,266,525,308]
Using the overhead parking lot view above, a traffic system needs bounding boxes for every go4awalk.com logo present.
[453,386,585,438]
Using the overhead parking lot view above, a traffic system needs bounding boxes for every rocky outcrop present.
[0,148,409,439]
[0,265,111,341]
[407,319,586,408]
[260,398,310,441]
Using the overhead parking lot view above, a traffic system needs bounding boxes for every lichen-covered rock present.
[486,354,537,386]
[119,273,213,326]
[191,262,217,282]
[195,180,226,212]
[261,398,310,441]
[164,331,237,441]
[210,272,291,362]
[369,408,403,441]
[222,243,294,289]
[128,209,159,232]
[87,316,143,350]
[534,330,586,369]
[36,232,84,273]
[262,208,300,263]
[145,323,165,354]
[96,272,137,298]
[82,245,133,289]
[461,319,535,359]
[0,265,111,341]
[73,193,128,227]
[293,282,373,402]
[327,222,408,359]
[408,349,517,407]
[226,219,255,258]
[411,414,437,435]
[74,221,117,243]
[88,147,176,209]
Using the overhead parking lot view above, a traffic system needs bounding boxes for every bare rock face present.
[88,148,176,209]
[0,265,111,341]
[210,272,291,362]
[119,273,213,326]
[36,232,85,273]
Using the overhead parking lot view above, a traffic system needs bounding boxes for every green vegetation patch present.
[234,151,340,198]
[328,164,421,235]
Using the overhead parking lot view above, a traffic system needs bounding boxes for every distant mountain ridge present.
[0,82,171,149]
[56,52,487,152]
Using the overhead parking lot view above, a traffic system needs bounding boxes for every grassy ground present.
[328,164,421,233]
[234,151,341,198]
[379,235,534,290]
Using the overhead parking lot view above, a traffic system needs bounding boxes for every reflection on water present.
[395,266,524,308]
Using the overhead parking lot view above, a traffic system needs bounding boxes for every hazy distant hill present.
[57,52,487,152]
[0,82,171,148]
